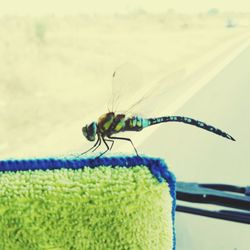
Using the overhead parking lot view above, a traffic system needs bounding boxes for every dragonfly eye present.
[82,122,97,141]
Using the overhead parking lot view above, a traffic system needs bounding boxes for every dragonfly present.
[80,65,235,157]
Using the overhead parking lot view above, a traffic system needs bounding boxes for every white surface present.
[139,44,250,185]
[176,213,250,250]
[137,45,250,249]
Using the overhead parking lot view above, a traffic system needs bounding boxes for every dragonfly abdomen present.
[147,116,235,141]
[123,116,149,132]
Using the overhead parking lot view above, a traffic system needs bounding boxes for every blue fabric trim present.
[0,155,176,250]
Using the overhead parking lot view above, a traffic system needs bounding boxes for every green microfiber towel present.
[0,156,176,250]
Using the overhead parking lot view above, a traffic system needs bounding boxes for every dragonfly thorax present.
[82,122,98,141]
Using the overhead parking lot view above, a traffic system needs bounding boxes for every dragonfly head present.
[82,122,98,141]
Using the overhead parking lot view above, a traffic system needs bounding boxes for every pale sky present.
[0,0,250,15]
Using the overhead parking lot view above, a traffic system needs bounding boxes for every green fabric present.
[0,166,173,250]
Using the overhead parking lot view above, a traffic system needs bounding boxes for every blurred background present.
[0,1,250,159]
[0,1,250,249]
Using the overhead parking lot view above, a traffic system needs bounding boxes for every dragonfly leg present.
[104,138,115,150]
[77,135,101,157]
[92,136,102,152]
[97,136,110,157]
[107,135,139,156]
[93,137,114,153]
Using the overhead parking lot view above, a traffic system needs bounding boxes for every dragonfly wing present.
[108,62,145,113]
[109,63,187,117]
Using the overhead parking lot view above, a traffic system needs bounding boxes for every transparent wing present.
[108,63,145,113]
[108,63,187,117]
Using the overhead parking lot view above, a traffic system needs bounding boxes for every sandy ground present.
[0,13,250,159]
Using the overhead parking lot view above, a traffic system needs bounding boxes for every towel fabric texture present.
[0,156,176,250]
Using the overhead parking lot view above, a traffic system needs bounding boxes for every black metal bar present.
[200,183,247,195]
[176,205,250,224]
[176,182,250,211]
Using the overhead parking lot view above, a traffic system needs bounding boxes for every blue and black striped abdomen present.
[146,116,235,141]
